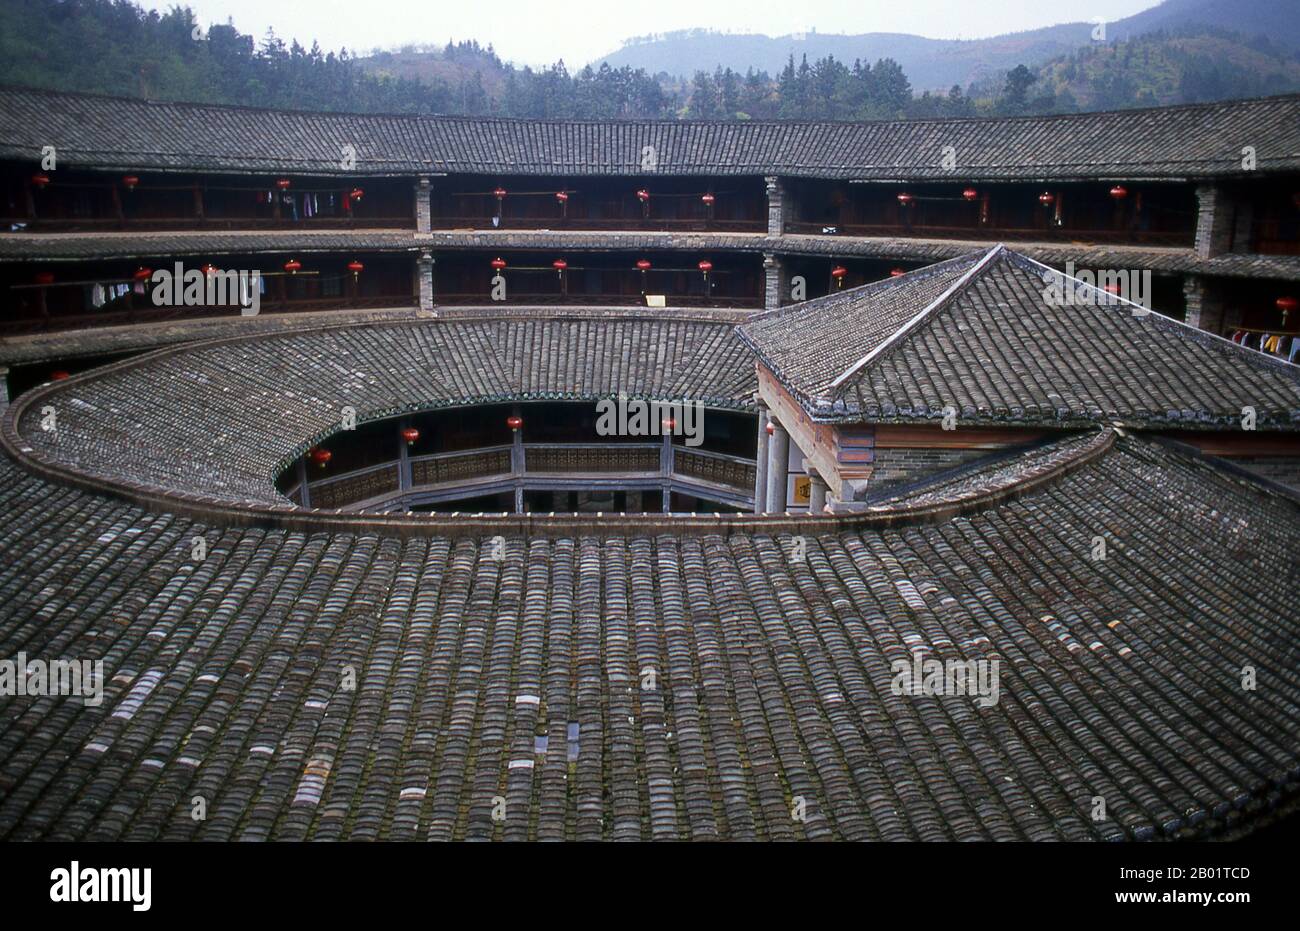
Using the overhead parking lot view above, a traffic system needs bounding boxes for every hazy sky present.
[144,0,1163,67]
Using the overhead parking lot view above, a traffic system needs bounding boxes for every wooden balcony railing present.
[784,221,1194,247]
[674,446,757,491]
[1,294,417,336]
[432,291,759,308]
[410,447,513,486]
[308,462,401,509]
[526,443,661,474]
[297,441,758,511]
[431,216,766,233]
[8,215,416,233]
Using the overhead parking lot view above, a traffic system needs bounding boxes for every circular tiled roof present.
[4,314,759,520]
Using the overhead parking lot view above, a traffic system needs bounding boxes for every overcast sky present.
[144,0,1163,68]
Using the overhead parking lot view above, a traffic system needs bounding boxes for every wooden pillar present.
[661,429,673,513]
[766,420,789,514]
[297,457,312,508]
[753,402,769,514]
[807,464,827,513]
[110,183,124,227]
[511,404,524,514]
[398,419,412,492]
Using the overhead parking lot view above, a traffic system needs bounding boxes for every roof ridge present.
[826,243,1005,394]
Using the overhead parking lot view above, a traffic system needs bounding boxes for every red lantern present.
[122,175,140,191]
[662,417,676,431]
[896,192,914,206]
[1275,296,1297,313]
[765,421,775,436]
[283,259,302,274]
[50,370,70,381]
[276,178,291,190]
[698,260,713,273]
[347,260,364,277]
[552,258,568,273]
[133,267,153,282]
[1109,185,1128,200]
[490,257,507,271]
[200,263,218,276]
[309,448,332,468]
[493,187,507,199]
[831,266,848,279]
[34,271,55,285]
[636,189,650,203]
[701,193,715,206]
[30,174,50,188]
[889,268,906,278]
[348,188,364,201]
[1038,192,1055,206]
[636,259,651,271]
[400,427,420,445]
[507,415,523,431]
[962,188,978,201]
[555,191,569,203]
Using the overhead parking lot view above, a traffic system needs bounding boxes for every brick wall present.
[763,253,783,311]
[765,176,784,237]
[415,177,431,233]
[417,251,434,313]
[1182,274,1238,333]
[867,445,991,491]
[1194,184,1235,259]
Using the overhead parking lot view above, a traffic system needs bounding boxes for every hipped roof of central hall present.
[737,244,1300,428]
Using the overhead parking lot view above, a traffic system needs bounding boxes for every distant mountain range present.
[4,0,1294,122]
[596,0,1300,90]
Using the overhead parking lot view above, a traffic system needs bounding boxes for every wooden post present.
[297,457,312,508]
[110,183,124,227]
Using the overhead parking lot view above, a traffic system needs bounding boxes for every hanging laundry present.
[91,283,106,308]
